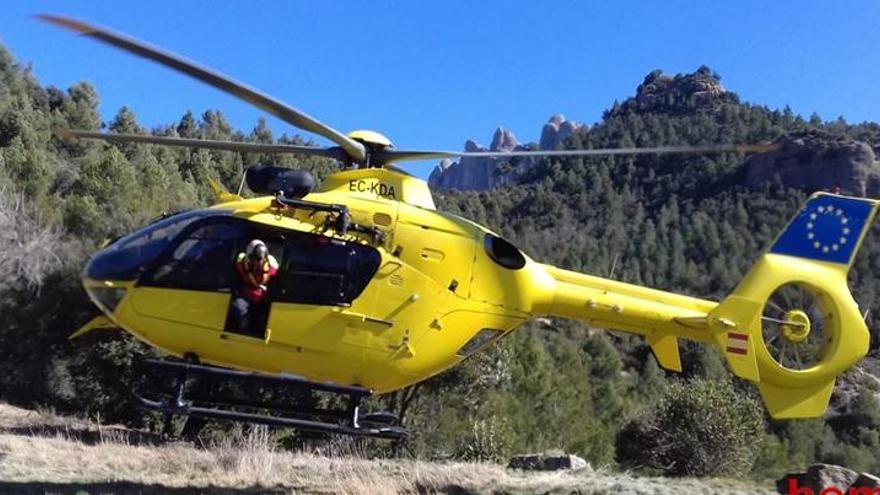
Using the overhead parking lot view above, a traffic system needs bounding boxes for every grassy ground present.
[0,403,775,495]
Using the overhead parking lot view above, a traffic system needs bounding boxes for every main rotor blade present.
[58,129,349,160]
[378,143,780,164]
[37,14,367,163]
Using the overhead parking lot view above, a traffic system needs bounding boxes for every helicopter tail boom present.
[534,193,878,419]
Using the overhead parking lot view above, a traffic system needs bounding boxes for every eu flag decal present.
[771,194,876,264]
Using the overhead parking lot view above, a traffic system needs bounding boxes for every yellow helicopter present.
[42,14,879,440]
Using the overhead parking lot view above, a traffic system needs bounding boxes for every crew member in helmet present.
[230,239,279,336]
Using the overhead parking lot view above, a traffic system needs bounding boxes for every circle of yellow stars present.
[806,205,851,254]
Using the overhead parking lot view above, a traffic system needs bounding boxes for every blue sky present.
[1,1,878,176]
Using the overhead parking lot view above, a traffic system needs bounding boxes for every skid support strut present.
[137,359,406,441]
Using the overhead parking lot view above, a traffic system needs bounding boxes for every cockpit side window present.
[85,209,228,281]
[143,217,247,290]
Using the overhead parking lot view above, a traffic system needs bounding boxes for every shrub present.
[616,379,764,477]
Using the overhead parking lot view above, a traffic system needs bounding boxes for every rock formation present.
[429,115,583,191]
[744,136,880,198]
[540,114,582,151]
[631,66,735,113]
[427,127,524,191]
[429,66,880,197]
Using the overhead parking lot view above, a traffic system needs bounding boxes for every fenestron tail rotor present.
[760,282,830,371]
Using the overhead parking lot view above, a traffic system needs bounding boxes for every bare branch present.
[0,187,63,292]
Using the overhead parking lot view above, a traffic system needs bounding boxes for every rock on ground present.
[508,453,589,471]
[776,463,880,494]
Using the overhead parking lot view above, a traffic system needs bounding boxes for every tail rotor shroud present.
[760,282,832,371]
[707,193,878,418]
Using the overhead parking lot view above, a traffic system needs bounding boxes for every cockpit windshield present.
[84,209,230,281]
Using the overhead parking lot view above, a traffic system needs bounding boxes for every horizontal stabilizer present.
[69,315,118,340]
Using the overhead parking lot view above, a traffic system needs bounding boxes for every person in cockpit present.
[230,239,279,336]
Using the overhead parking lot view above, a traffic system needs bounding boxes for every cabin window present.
[141,217,379,305]
[273,233,381,306]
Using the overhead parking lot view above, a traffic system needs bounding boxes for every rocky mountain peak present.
[428,67,877,196]
[429,116,584,191]
[464,139,482,153]
[490,127,520,152]
[540,114,583,151]
[428,126,530,191]
[630,66,733,113]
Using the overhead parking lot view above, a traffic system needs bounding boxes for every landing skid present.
[136,359,407,441]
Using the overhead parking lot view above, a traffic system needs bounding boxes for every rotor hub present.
[347,130,394,149]
[781,309,811,343]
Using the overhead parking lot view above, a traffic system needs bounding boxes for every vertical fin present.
[757,379,836,419]
[708,295,761,382]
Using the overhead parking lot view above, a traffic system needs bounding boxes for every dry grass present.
[0,403,775,495]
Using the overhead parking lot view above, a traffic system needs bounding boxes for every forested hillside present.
[2,40,880,483]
